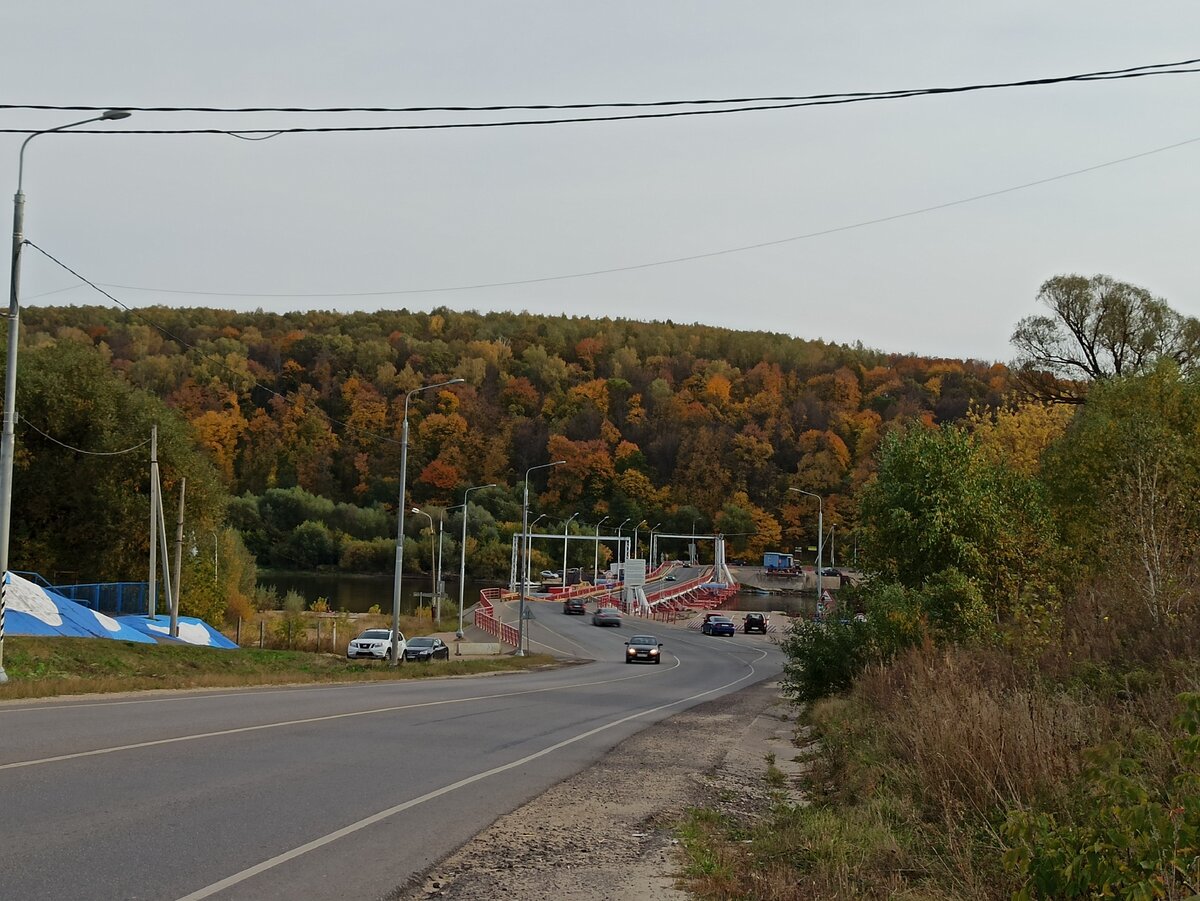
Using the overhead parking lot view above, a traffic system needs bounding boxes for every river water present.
[257,571,821,618]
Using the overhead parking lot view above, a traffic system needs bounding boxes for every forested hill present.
[20,304,1008,562]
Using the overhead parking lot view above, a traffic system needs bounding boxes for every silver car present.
[592,607,622,627]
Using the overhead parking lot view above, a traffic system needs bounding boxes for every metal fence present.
[45,580,151,616]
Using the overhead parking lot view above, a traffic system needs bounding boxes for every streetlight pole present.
[412,507,435,621]
[518,460,565,656]
[457,483,496,639]
[0,109,132,683]
[524,513,547,585]
[633,520,647,559]
[391,378,463,666]
[649,522,662,569]
[593,515,609,583]
[616,518,630,577]
[435,514,444,625]
[789,488,824,601]
[562,512,578,585]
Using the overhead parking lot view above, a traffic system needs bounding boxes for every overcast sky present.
[2,2,1197,363]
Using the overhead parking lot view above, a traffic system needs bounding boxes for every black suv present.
[562,597,587,615]
[743,612,768,634]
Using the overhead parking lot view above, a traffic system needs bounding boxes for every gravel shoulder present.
[393,678,804,901]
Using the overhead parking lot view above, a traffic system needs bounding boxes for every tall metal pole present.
[593,515,608,583]
[435,515,444,626]
[0,110,130,683]
[171,478,186,638]
[790,488,824,600]
[457,483,496,639]
[562,513,578,585]
[633,520,647,560]
[616,518,629,578]
[391,378,462,667]
[148,425,158,619]
[518,460,564,656]
[649,522,661,569]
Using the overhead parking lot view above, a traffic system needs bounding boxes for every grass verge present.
[0,636,557,701]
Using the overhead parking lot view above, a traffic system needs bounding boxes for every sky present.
[2,2,1197,364]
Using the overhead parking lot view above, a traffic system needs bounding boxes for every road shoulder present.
[393,678,796,900]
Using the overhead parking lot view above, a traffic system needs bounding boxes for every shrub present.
[781,619,875,704]
[1004,692,1200,899]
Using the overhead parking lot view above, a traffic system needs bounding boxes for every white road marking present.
[0,660,682,772]
[175,648,769,901]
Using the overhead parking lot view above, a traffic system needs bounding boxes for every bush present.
[1004,692,1200,899]
[781,619,875,704]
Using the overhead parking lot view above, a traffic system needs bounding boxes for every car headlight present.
[627,648,636,655]
[649,648,659,655]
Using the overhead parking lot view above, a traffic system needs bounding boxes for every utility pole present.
[148,425,158,619]
[172,478,185,637]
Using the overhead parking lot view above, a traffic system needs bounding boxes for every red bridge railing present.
[474,588,520,647]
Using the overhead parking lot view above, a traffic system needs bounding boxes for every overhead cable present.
[1,56,1197,116]
[1,60,1197,135]
[68,133,1200,300]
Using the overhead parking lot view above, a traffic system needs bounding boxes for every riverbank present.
[0,637,555,701]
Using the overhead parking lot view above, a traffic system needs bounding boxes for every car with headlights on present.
[700,616,736,637]
[403,636,450,662]
[625,634,663,664]
[592,607,622,627]
[347,628,405,660]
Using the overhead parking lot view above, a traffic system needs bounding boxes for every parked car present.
[743,612,769,634]
[625,635,663,664]
[820,567,841,577]
[592,607,622,627]
[403,636,450,662]
[701,616,736,637]
[540,570,560,580]
[562,597,587,615]
[347,629,405,660]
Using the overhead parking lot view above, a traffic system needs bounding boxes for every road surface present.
[0,603,781,900]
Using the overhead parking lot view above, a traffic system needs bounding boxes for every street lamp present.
[411,507,435,622]
[524,512,547,585]
[561,512,579,585]
[0,109,132,683]
[518,460,565,655]
[633,520,648,559]
[593,515,609,583]
[457,483,496,639]
[391,377,464,665]
[615,518,630,575]
[789,488,824,601]
[649,522,662,568]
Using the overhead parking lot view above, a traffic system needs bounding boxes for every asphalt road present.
[0,604,782,901]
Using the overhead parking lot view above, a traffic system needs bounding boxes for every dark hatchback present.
[562,597,587,615]
[743,612,768,634]
[625,635,663,664]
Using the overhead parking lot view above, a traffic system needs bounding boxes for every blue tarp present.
[3,572,156,643]
[118,615,239,649]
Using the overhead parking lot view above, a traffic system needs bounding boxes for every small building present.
[762,552,794,570]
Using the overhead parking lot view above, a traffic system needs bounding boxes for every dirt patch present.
[393,679,801,900]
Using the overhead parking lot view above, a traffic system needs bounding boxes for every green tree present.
[9,341,227,582]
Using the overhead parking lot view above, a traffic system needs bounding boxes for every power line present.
[1,62,1197,136]
[76,133,1200,301]
[21,240,409,451]
[20,419,151,456]
[2,56,1196,116]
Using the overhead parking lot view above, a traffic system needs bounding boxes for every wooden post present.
[259,620,264,648]
[236,617,241,646]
